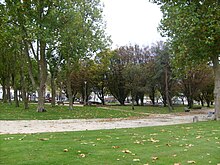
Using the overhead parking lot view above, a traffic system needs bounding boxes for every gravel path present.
[0,110,214,134]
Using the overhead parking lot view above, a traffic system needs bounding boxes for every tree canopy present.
[151,0,220,119]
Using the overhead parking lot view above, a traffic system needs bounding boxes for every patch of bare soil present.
[0,108,214,134]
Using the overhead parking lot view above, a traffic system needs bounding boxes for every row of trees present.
[0,0,110,111]
[70,42,214,110]
[1,0,218,118]
[1,34,214,111]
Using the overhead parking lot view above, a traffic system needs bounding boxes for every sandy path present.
[0,110,213,134]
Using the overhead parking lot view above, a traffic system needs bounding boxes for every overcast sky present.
[101,0,164,48]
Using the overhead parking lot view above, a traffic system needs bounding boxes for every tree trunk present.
[67,80,73,110]
[101,86,105,105]
[131,91,135,110]
[14,89,19,107]
[140,95,144,106]
[66,70,73,110]
[37,41,47,112]
[6,84,11,105]
[135,95,139,106]
[212,55,220,120]
[22,89,29,109]
[165,65,172,112]
[20,69,28,109]
[2,81,7,103]
[187,96,193,109]
[149,87,155,105]
[37,84,46,112]
[51,75,56,107]
[12,74,19,107]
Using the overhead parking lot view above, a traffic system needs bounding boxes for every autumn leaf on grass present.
[148,138,159,143]
[134,140,142,144]
[63,149,68,152]
[79,153,86,158]
[112,146,120,149]
[166,143,171,147]
[133,159,140,162]
[38,138,49,141]
[172,154,177,157]
[122,149,132,154]
[187,160,196,164]
[152,156,158,160]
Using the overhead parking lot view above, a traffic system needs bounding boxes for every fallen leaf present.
[133,159,140,162]
[112,146,120,149]
[187,160,196,164]
[122,149,132,154]
[38,138,49,141]
[174,163,181,165]
[152,156,158,160]
[166,143,171,147]
[134,140,142,144]
[63,149,68,152]
[149,138,159,143]
[79,153,86,158]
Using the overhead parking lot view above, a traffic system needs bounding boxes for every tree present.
[58,0,109,110]
[1,0,109,111]
[107,50,129,105]
[123,64,144,109]
[151,41,174,111]
[151,0,220,119]
[93,49,113,105]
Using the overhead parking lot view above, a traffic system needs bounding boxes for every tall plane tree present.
[59,0,109,110]
[151,0,220,119]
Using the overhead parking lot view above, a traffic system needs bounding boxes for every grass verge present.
[0,102,146,120]
[0,121,219,165]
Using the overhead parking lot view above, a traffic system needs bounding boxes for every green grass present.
[0,102,208,120]
[0,121,219,165]
[0,102,146,120]
[109,105,187,114]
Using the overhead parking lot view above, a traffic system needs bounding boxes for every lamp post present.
[84,81,87,105]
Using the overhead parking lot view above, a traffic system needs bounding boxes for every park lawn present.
[109,105,207,114]
[0,102,146,120]
[0,121,219,165]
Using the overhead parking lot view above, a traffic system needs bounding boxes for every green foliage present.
[0,121,219,164]
[157,0,220,62]
[151,0,220,118]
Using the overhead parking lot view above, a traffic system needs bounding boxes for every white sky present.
[101,0,164,48]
